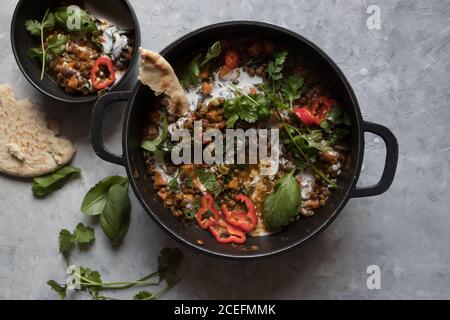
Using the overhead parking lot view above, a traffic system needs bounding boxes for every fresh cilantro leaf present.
[141,114,169,152]
[320,119,333,133]
[263,171,301,231]
[47,280,67,299]
[100,184,131,245]
[195,168,222,197]
[325,105,350,126]
[32,166,81,198]
[58,229,75,254]
[225,114,239,128]
[298,130,332,153]
[81,176,128,215]
[79,266,102,297]
[329,128,350,145]
[58,223,95,257]
[267,50,288,81]
[134,290,154,300]
[73,223,95,245]
[42,12,55,29]
[25,20,42,37]
[223,90,272,128]
[281,74,304,107]
[28,47,44,60]
[25,9,56,80]
[320,106,350,143]
[158,247,183,285]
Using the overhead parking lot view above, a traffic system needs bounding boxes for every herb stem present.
[139,278,181,300]
[39,9,49,80]
[78,272,160,290]
[229,84,258,105]
[276,110,337,189]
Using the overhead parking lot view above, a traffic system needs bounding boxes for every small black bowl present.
[10,0,141,103]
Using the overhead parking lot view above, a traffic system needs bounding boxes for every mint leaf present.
[54,6,97,33]
[32,166,81,198]
[81,176,128,215]
[141,114,169,152]
[263,171,301,231]
[100,184,131,245]
[201,41,221,67]
[180,53,202,88]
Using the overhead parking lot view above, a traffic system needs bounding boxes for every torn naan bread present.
[138,48,188,116]
[0,84,76,177]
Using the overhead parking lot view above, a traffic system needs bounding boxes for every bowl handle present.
[350,121,399,198]
[90,91,132,166]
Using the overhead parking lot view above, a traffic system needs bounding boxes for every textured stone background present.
[0,0,449,299]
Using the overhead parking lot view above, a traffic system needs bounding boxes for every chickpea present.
[255,67,264,77]
[199,69,209,80]
[248,42,263,57]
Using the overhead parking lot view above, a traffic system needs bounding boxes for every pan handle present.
[350,121,398,198]
[90,91,132,166]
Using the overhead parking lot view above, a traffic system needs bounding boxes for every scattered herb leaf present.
[47,247,182,300]
[180,41,222,88]
[100,184,131,245]
[134,290,154,300]
[47,280,67,299]
[195,168,222,197]
[158,247,183,285]
[53,6,97,33]
[263,171,301,231]
[32,166,81,198]
[58,223,95,256]
[81,176,128,215]
[281,74,304,108]
[200,41,221,67]
[141,114,169,152]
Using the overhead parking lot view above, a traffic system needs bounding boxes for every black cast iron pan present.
[90,21,398,259]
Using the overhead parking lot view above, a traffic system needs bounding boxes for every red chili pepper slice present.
[224,49,240,69]
[91,57,116,90]
[293,96,336,126]
[209,218,246,244]
[221,194,258,233]
[293,107,318,126]
[196,193,220,229]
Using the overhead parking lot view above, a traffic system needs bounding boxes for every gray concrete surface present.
[0,0,449,299]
